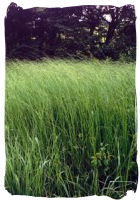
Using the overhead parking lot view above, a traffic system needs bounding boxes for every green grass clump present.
[5,59,138,198]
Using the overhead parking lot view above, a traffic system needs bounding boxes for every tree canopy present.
[5,3,136,61]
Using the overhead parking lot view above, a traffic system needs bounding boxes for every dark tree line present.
[5,3,136,61]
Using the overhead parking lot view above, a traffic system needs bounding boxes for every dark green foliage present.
[5,3,136,61]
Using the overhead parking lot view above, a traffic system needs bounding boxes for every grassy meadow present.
[5,59,137,198]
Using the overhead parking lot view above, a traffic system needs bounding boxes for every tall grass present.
[5,59,137,198]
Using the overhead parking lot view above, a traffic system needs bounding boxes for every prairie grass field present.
[5,59,138,198]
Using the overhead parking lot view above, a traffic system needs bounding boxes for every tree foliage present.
[5,3,136,61]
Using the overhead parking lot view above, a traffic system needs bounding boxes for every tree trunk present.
[105,21,117,45]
